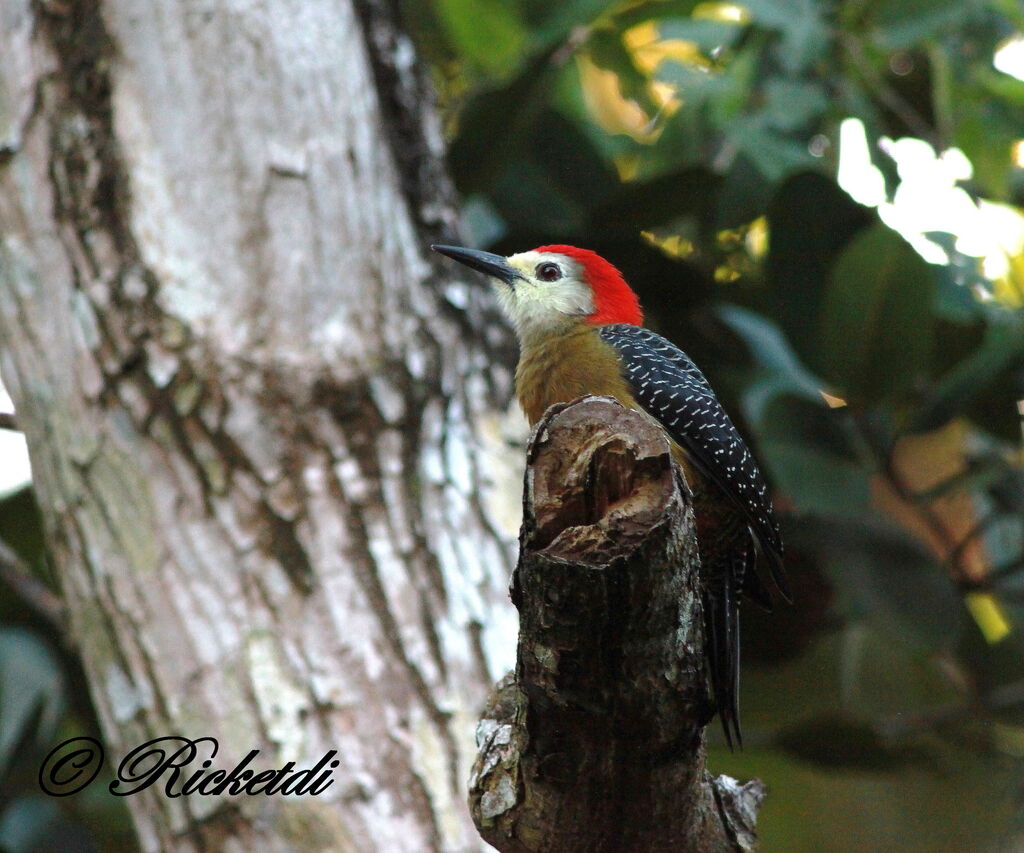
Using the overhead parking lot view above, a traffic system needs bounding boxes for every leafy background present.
[408,0,1024,848]
[2,0,1024,850]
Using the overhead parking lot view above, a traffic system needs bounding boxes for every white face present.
[492,251,594,343]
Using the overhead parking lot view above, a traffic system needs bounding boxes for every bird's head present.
[432,244,642,341]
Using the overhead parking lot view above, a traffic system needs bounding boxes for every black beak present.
[431,244,524,287]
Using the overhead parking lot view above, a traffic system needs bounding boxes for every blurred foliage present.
[403,0,1024,848]
[0,483,136,853]
[2,0,1024,850]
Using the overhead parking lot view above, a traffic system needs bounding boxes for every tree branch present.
[0,537,65,639]
[468,397,764,853]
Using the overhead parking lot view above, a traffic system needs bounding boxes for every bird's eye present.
[536,262,562,282]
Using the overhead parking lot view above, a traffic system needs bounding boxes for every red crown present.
[533,245,643,326]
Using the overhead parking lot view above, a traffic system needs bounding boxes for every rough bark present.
[0,1,522,850]
[468,397,764,853]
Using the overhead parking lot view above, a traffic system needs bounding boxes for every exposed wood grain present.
[469,397,764,853]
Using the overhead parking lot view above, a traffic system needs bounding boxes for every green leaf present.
[958,607,1024,700]
[715,152,773,228]
[742,0,830,72]
[794,516,962,649]
[528,108,619,208]
[924,231,991,323]
[483,106,616,237]
[0,797,63,853]
[433,0,526,74]
[530,0,625,47]
[715,309,871,517]
[760,79,828,132]
[654,57,731,99]
[766,172,872,368]
[728,117,817,182]
[720,307,872,516]
[976,66,1024,108]
[0,486,46,578]
[608,0,694,30]
[715,311,873,517]
[654,33,762,178]
[448,42,567,195]
[837,79,899,193]
[646,97,714,176]
[817,223,936,404]
[490,158,588,234]
[656,17,743,54]
[587,27,660,116]
[868,0,979,49]
[717,305,823,422]
[952,85,1024,200]
[991,0,1024,27]
[912,316,1024,432]
[0,628,64,780]
[589,166,720,232]
[757,395,871,518]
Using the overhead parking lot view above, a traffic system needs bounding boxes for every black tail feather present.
[706,535,758,750]
[705,569,742,750]
[763,541,792,603]
[742,556,774,612]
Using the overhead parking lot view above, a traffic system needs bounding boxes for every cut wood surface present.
[469,396,764,853]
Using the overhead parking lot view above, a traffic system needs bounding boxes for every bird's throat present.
[514,326,637,426]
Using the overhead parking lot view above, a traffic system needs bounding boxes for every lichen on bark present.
[1,0,521,849]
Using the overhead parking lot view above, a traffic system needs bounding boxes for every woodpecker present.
[432,242,790,747]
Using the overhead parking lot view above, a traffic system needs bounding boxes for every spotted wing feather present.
[597,324,789,600]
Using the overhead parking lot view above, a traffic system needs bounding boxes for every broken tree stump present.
[469,396,764,853]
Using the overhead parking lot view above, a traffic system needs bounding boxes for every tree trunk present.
[1,3,765,851]
[468,398,764,853]
[0,1,521,850]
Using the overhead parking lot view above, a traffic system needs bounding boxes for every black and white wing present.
[598,323,789,600]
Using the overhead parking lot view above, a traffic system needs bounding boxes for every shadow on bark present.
[468,396,764,853]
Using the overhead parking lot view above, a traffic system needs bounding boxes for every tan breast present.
[515,326,636,425]
[515,324,706,492]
